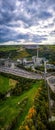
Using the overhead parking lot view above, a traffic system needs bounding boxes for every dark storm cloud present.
[0,0,55,44]
[38,11,52,19]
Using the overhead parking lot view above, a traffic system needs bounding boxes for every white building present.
[32,46,43,67]
[0,58,5,66]
[17,59,22,64]
[32,56,43,67]
[11,62,15,69]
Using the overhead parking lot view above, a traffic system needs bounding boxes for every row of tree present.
[0,72,36,99]
[19,81,51,130]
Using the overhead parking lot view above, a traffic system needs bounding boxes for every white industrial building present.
[0,58,5,66]
[17,59,22,64]
[32,56,43,67]
[32,46,43,67]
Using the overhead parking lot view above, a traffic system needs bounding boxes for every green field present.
[0,45,19,52]
[0,74,42,129]
[0,75,17,93]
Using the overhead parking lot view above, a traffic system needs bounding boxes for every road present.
[0,66,42,79]
[47,76,55,93]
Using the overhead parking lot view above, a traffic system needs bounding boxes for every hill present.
[0,45,55,66]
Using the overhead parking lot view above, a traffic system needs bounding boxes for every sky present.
[0,0,55,45]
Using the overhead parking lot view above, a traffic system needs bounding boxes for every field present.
[0,74,42,130]
[0,45,19,51]
[0,75,17,93]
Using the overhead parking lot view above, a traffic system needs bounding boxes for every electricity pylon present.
[44,60,52,118]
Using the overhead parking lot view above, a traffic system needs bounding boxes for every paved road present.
[0,66,42,79]
[47,76,55,93]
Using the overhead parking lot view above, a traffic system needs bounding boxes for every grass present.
[0,45,19,52]
[0,75,17,93]
[13,50,30,59]
[0,46,30,60]
[0,80,42,129]
[15,81,41,130]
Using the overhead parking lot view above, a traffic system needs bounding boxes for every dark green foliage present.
[11,78,35,96]
[49,121,55,130]
[0,72,36,98]
[50,88,55,101]
[19,81,50,130]
[0,92,5,100]
[34,84,49,130]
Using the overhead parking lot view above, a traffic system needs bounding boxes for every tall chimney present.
[37,45,39,58]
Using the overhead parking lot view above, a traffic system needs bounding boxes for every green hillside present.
[0,45,55,63]
[0,74,42,130]
[0,75,17,94]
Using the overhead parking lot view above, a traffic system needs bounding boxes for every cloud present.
[0,0,55,45]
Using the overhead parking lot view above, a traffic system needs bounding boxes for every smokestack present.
[36,45,39,58]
